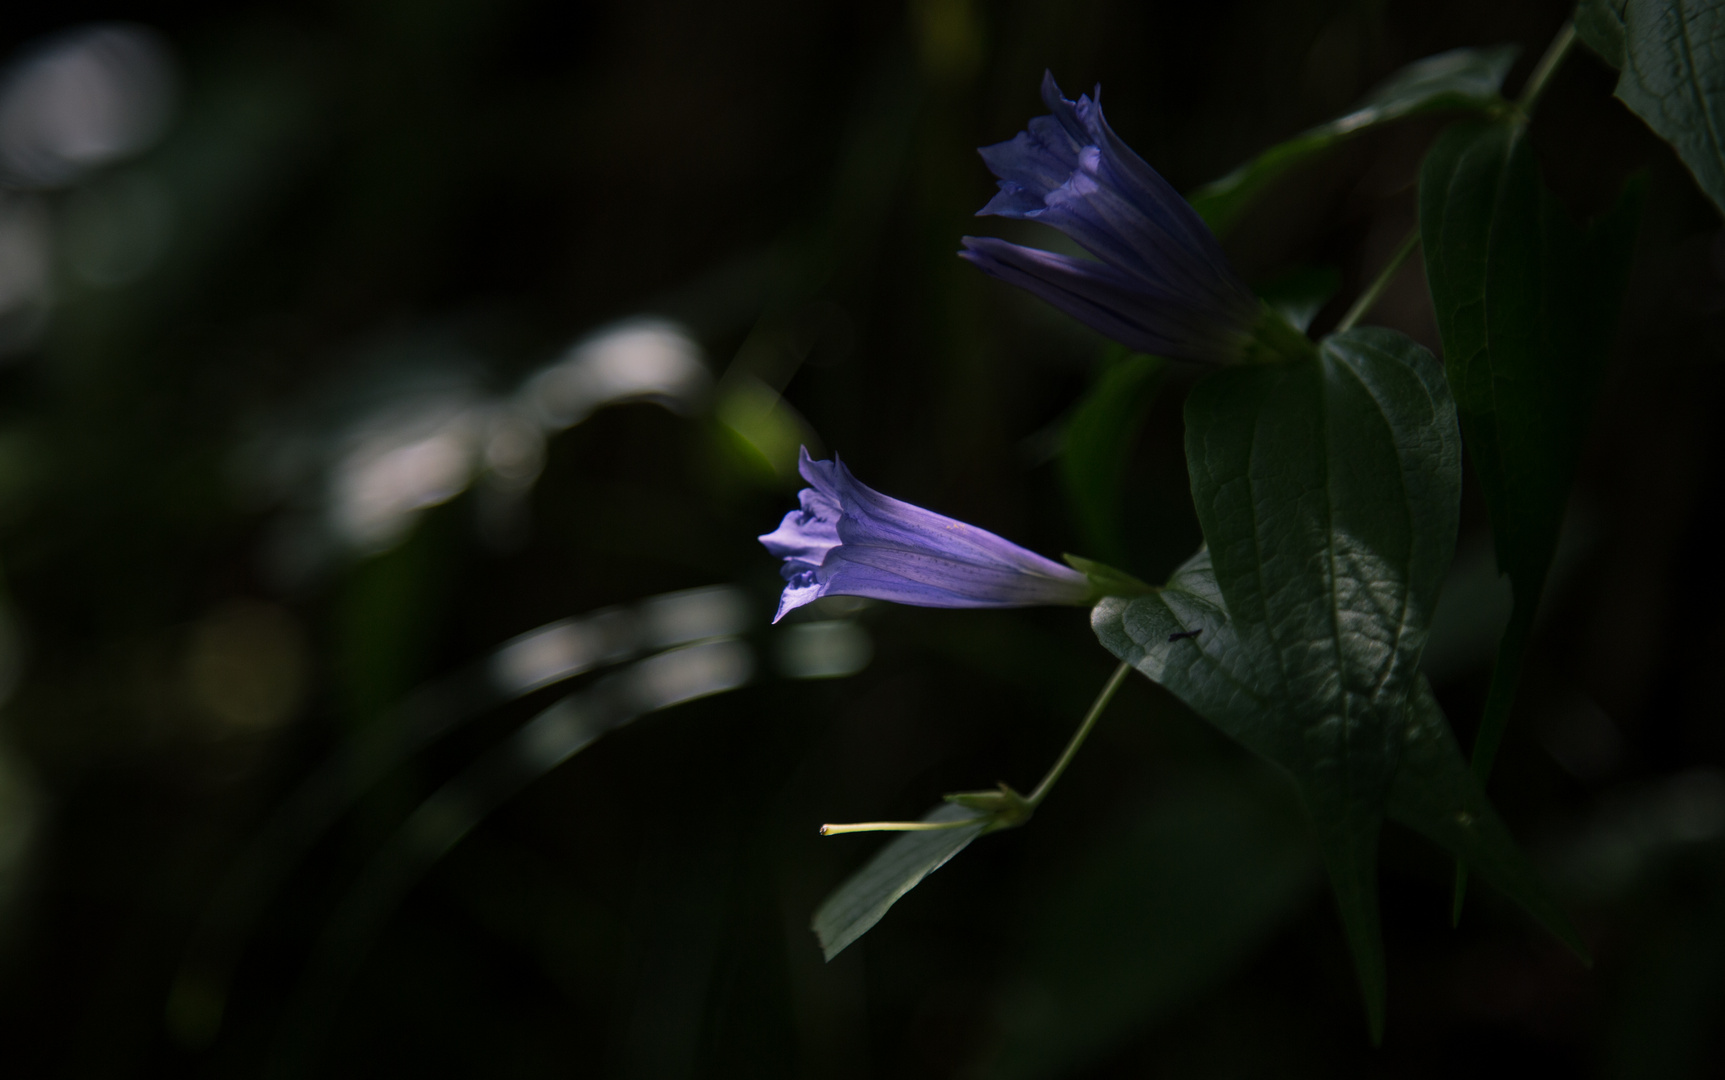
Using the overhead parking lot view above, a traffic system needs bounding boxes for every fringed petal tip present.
[772,570,824,623]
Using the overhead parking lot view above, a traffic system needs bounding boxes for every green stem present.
[820,661,1132,836]
[1450,592,1537,923]
[1336,229,1421,333]
[1517,20,1578,115]
[1028,661,1131,807]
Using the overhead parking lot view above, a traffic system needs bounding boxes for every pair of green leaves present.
[1091,330,1585,1041]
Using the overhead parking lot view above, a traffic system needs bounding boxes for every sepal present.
[1064,554,1157,600]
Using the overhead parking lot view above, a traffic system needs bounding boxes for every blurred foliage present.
[0,1,1721,1077]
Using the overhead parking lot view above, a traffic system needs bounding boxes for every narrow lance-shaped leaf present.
[1420,115,1642,909]
[1189,46,1518,235]
[810,803,989,960]
[1576,0,1725,218]
[1060,347,1165,566]
[1094,327,1461,1040]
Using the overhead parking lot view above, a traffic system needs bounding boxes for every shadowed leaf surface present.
[1577,0,1725,217]
[1420,115,1642,911]
[1094,328,1461,1039]
[1421,116,1641,620]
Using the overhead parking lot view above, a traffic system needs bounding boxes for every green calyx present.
[944,783,1035,831]
[1064,554,1157,601]
[1240,303,1319,364]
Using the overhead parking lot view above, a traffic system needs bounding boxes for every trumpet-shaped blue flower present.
[760,448,1093,623]
[960,72,1265,364]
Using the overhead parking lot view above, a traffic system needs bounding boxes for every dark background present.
[0,0,1720,1076]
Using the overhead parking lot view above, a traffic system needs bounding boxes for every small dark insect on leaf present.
[1168,628,1203,642]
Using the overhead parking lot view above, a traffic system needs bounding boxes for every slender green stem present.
[819,820,977,836]
[1336,228,1421,333]
[1517,20,1578,115]
[819,661,1132,836]
[1451,592,1537,922]
[1028,661,1131,807]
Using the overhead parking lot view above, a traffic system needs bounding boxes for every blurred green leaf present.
[987,763,1317,1080]
[266,637,756,1066]
[1093,328,1462,1040]
[811,802,988,961]
[1060,348,1165,566]
[715,374,820,484]
[1190,46,1518,235]
[1420,117,1642,911]
[1576,0,1725,216]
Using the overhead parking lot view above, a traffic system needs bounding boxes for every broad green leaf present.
[1093,557,1581,1036]
[1060,348,1165,565]
[811,802,988,960]
[1093,327,1461,1039]
[1420,116,1641,917]
[1190,46,1518,235]
[1093,558,1581,956]
[1577,0,1725,217]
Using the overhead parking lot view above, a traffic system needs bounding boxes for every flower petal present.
[757,487,841,564]
[959,236,1248,360]
[760,448,1092,621]
[819,545,1090,608]
[773,568,828,623]
[966,72,1260,362]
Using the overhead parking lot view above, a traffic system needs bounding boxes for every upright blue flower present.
[760,448,1093,623]
[960,72,1269,365]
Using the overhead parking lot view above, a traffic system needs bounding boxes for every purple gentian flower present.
[760,447,1093,623]
[960,72,1263,364]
